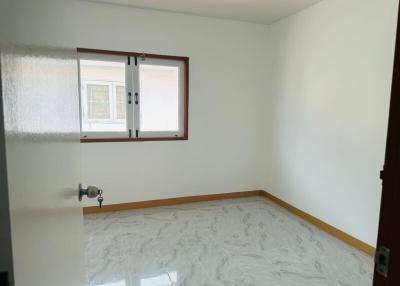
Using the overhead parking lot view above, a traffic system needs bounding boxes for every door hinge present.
[134,56,137,66]
[0,271,9,286]
[380,169,384,180]
[135,130,138,138]
[128,56,130,65]
[375,245,390,278]
[129,129,132,138]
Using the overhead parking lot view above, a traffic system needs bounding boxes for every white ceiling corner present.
[87,0,323,25]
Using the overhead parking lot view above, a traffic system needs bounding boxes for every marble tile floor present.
[84,197,374,286]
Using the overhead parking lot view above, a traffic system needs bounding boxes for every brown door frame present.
[373,2,400,285]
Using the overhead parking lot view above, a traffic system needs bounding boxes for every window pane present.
[139,64,179,132]
[80,59,126,132]
[116,85,126,120]
[87,84,110,120]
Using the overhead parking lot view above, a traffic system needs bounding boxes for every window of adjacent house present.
[78,50,188,142]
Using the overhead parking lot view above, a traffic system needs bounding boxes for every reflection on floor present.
[84,197,373,286]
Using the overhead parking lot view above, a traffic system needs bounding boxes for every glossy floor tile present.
[84,197,374,286]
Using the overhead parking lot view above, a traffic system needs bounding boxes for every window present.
[78,49,189,142]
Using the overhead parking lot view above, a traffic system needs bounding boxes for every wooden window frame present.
[77,48,189,143]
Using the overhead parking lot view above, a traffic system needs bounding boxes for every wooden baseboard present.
[261,191,376,257]
[83,189,375,256]
[83,190,264,214]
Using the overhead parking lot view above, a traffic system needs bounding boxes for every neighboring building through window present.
[78,49,189,142]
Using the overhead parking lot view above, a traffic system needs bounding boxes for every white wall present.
[0,0,270,204]
[265,0,398,246]
[1,0,398,246]
[77,2,270,205]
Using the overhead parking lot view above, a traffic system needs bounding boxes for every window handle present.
[135,92,139,104]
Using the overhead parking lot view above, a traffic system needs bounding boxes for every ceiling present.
[88,0,323,25]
